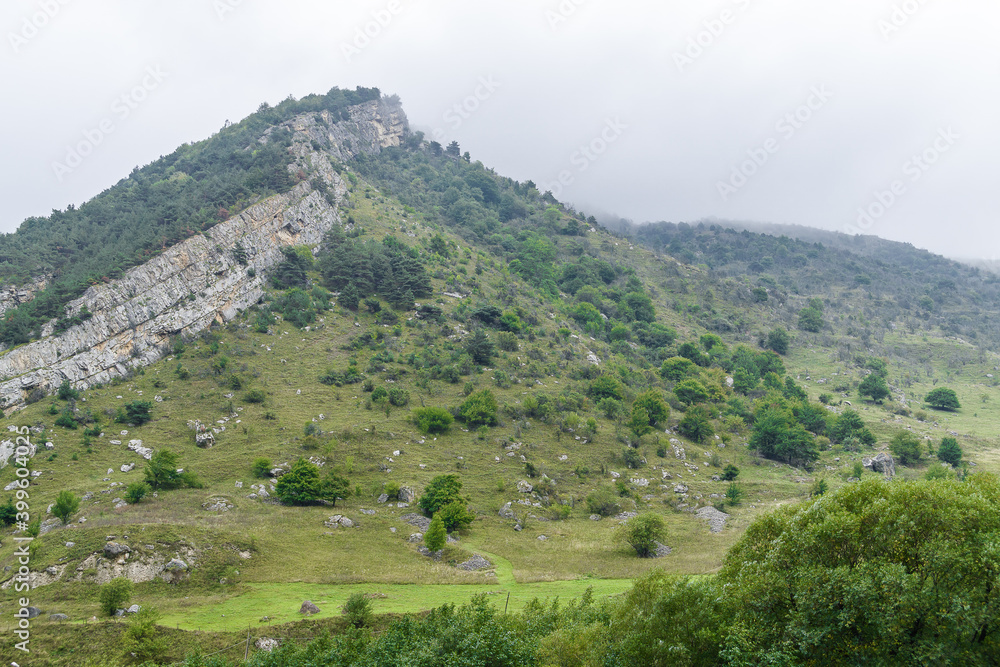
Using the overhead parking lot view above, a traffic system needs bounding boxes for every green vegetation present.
[617,513,666,558]
[927,386,961,410]
[99,577,133,616]
[423,514,446,551]
[51,490,79,524]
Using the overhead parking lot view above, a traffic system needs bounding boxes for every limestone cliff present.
[0,97,407,413]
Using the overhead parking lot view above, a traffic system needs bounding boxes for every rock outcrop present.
[0,98,407,413]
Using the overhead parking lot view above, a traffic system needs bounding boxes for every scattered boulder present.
[25,606,41,619]
[401,513,431,531]
[49,613,69,621]
[377,493,389,504]
[324,515,356,528]
[188,420,216,448]
[120,463,135,473]
[695,506,729,533]
[126,604,141,614]
[498,502,515,519]
[673,484,689,494]
[652,542,672,558]
[589,514,602,521]
[299,601,320,615]
[104,543,131,558]
[863,452,896,478]
[270,468,286,478]
[408,533,423,543]
[202,498,233,512]
[517,480,533,493]
[164,559,188,571]
[398,486,415,503]
[255,637,279,652]
[457,554,493,571]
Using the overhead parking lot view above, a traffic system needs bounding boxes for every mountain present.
[0,89,998,665]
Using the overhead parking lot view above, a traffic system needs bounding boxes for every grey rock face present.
[457,554,493,571]
[104,542,131,558]
[0,99,406,415]
[299,600,320,615]
[863,452,896,478]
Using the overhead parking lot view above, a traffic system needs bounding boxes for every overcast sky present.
[2,0,997,259]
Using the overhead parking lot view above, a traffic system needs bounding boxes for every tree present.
[52,490,79,524]
[100,577,133,616]
[123,482,150,505]
[830,409,876,446]
[617,513,666,558]
[458,389,498,427]
[678,405,714,443]
[765,327,790,355]
[144,450,200,490]
[321,474,352,507]
[632,390,669,425]
[275,458,326,505]
[859,373,891,403]
[419,474,467,517]
[722,464,740,481]
[437,500,475,532]
[629,405,653,440]
[117,400,153,425]
[938,437,963,466]
[673,379,710,406]
[120,606,167,662]
[718,475,1000,664]
[890,431,923,465]
[588,375,625,401]
[465,329,495,365]
[660,356,696,382]
[751,407,819,465]
[339,283,360,310]
[798,307,824,332]
[343,592,373,628]
[57,379,80,400]
[413,407,454,434]
[926,387,961,411]
[725,482,744,506]
[424,514,447,551]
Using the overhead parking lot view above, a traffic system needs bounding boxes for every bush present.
[622,447,644,469]
[413,407,454,434]
[678,406,714,443]
[252,457,272,479]
[937,437,962,466]
[588,376,625,401]
[384,482,401,500]
[57,380,80,401]
[244,389,266,404]
[418,474,466,517]
[371,386,388,401]
[424,514,447,551]
[586,486,621,517]
[496,331,518,352]
[721,464,740,481]
[0,497,16,526]
[388,387,409,407]
[100,577,133,616]
[117,400,153,425]
[276,458,351,506]
[119,606,166,662]
[890,431,923,465]
[725,483,743,506]
[144,450,201,491]
[617,513,666,557]
[54,411,78,429]
[343,592,373,628]
[123,482,150,505]
[437,500,475,532]
[52,490,79,524]
[458,389,498,427]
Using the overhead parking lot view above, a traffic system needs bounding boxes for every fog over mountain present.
[2,0,997,259]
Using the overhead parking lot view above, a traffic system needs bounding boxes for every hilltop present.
[0,89,997,665]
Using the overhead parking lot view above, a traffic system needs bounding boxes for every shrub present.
[937,437,962,466]
[622,447,644,469]
[437,500,475,532]
[117,400,153,425]
[725,483,743,506]
[252,457,272,479]
[424,514,447,551]
[678,406,714,443]
[617,513,667,558]
[586,486,621,517]
[54,411,78,429]
[925,387,961,411]
[721,464,740,481]
[413,407,454,434]
[384,482,401,500]
[388,387,409,407]
[144,450,201,490]
[0,497,16,526]
[674,379,710,406]
[497,331,519,352]
[100,577,133,616]
[343,592,373,628]
[890,431,922,465]
[57,380,80,401]
[418,474,466,517]
[244,389,266,404]
[588,376,625,401]
[52,490,79,524]
[371,386,388,401]
[123,482,150,505]
[120,606,167,662]
[458,389,499,427]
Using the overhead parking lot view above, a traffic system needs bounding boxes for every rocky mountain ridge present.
[0,97,407,413]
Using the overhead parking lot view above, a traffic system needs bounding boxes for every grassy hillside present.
[1,105,998,665]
